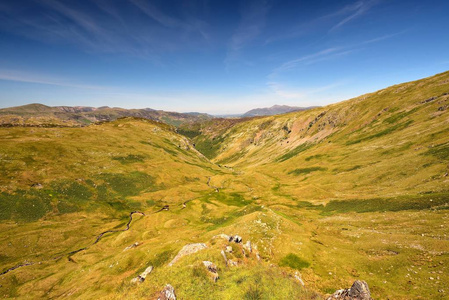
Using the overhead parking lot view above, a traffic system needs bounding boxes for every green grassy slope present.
[191,71,449,201]
[0,72,448,299]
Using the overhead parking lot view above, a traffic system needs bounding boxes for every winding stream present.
[1,210,146,276]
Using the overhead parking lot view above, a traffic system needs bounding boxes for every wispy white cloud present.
[0,69,106,90]
[225,0,270,69]
[265,0,380,44]
[329,0,379,32]
[0,1,209,60]
[128,0,181,28]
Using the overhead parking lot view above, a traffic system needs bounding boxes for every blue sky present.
[0,0,448,114]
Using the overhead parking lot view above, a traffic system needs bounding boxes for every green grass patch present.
[276,143,314,162]
[279,253,310,270]
[0,189,52,221]
[288,167,327,175]
[346,120,414,145]
[96,171,156,197]
[321,193,449,215]
[305,154,326,161]
[194,135,225,159]
[112,154,145,164]
[148,249,175,267]
[383,107,420,124]
[423,142,449,160]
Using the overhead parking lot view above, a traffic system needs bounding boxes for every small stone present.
[203,261,219,282]
[243,241,252,253]
[294,271,305,287]
[221,250,228,265]
[158,284,176,300]
[130,265,153,284]
[225,246,233,253]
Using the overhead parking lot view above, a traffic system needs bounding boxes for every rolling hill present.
[0,71,448,299]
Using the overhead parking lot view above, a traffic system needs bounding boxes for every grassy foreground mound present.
[0,71,448,299]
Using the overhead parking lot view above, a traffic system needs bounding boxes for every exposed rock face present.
[130,265,153,284]
[168,243,207,266]
[203,261,219,282]
[327,280,372,300]
[158,284,176,300]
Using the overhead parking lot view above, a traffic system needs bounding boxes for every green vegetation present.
[288,167,327,175]
[423,142,449,160]
[276,143,314,162]
[279,253,310,270]
[112,154,146,164]
[320,194,449,215]
[1,72,449,299]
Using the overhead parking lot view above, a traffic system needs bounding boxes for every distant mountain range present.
[0,103,213,127]
[241,105,317,117]
[0,103,318,127]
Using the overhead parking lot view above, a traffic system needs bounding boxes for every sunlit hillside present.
[0,72,448,299]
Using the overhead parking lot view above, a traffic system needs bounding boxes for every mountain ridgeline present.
[0,71,448,299]
[242,104,318,117]
[0,103,213,127]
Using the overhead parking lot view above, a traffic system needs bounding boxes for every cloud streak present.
[329,0,379,32]
[0,0,209,59]
[0,69,106,90]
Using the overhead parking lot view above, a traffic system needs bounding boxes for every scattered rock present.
[31,183,43,189]
[421,96,437,104]
[243,241,252,253]
[130,265,153,284]
[225,246,233,253]
[229,235,242,243]
[168,243,207,266]
[294,271,305,287]
[221,249,228,265]
[158,284,176,300]
[124,242,140,251]
[203,261,219,282]
[228,259,238,267]
[234,235,242,243]
[213,233,230,240]
[327,280,372,300]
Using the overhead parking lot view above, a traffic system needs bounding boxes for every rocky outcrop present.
[229,235,242,243]
[203,261,219,282]
[157,284,176,300]
[168,243,207,266]
[130,265,153,284]
[327,280,372,300]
